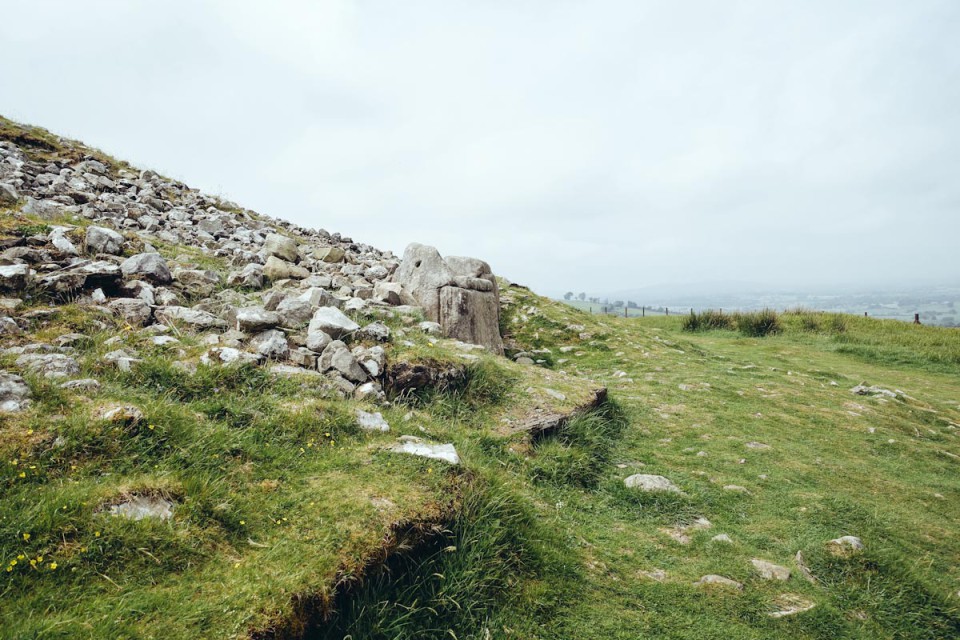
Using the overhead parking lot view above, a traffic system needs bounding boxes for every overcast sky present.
[2,1,959,297]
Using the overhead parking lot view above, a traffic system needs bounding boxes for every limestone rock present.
[389,436,460,465]
[0,182,18,205]
[308,307,359,339]
[356,408,390,432]
[226,263,264,289]
[156,306,228,330]
[275,297,314,327]
[16,353,80,379]
[395,243,455,321]
[120,253,172,285]
[0,264,32,292]
[85,226,124,255]
[439,285,503,355]
[314,246,345,263]
[306,330,332,353]
[396,243,503,354]
[263,255,309,281]
[318,340,366,383]
[624,474,682,493]
[264,233,299,262]
[827,536,864,555]
[108,298,153,327]
[235,306,280,332]
[107,495,175,521]
[0,371,31,412]
[249,329,289,360]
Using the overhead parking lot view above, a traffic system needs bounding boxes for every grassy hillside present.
[2,117,959,638]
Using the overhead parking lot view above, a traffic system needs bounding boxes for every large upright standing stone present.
[395,243,503,355]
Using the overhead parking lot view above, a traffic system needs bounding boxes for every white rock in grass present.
[356,408,390,432]
[390,436,460,465]
[308,307,360,339]
[0,371,31,412]
[15,353,80,379]
[60,378,101,392]
[108,495,175,521]
[827,536,864,554]
[623,474,682,493]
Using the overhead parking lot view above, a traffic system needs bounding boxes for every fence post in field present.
[914,313,921,325]
[666,307,669,316]
[642,306,645,317]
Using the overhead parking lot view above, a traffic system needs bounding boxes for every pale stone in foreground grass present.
[390,436,460,465]
[623,474,682,493]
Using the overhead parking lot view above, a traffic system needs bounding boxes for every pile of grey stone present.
[0,128,506,406]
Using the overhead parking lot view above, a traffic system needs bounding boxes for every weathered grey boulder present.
[356,408,390,432]
[624,474,682,493]
[395,243,455,321]
[85,226,124,255]
[439,285,503,354]
[173,269,220,296]
[249,329,289,360]
[306,329,332,353]
[263,255,309,281]
[308,307,359,339]
[0,264,32,292]
[201,347,263,366]
[264,233,299,262]
[396,243,503,354]
[120,253,172,285]
[275,297,313,327]
[359,322,391,342]
[226,263,264,289]
[0,183,18,205]
[39,261,122,295]
[314,246,345,263]
[50,229,79,256]
[108,298,153,327]
[0,371,31,412]
[16,353,81,379]
[156,306,228,330]
[235,306,280,332]
[318,340,367,383]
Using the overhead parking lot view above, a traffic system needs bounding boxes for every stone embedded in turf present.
[623,473,682,493]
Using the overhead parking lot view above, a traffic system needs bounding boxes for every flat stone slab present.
[356,409,390,432]
[624,474,682,493]
[389,436,460,465]
[107,495,175,521]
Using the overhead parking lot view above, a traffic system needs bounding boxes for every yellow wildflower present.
[49,562,57,570]
[22,533,30,541]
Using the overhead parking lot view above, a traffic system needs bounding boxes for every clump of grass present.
[733,309,782,337]
[315,475,552,640]
[528,401,628,488]
[682,309,734,332]
[403,360,517,424]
